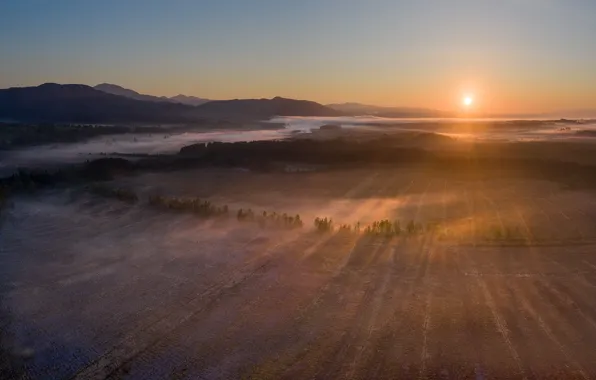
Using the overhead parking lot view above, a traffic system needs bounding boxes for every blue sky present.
[1,0,595,112]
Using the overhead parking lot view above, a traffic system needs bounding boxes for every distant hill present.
[169,94,210,106]
[197,96,340,118]
[0,84,339,123]
[0,83,205,123]
[326,102,452,118]
[94,83,171,103]
[94,83,210,106]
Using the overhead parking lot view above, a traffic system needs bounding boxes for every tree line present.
[85,184,536,242]
[5,137,596,193]
[0,175,539,244]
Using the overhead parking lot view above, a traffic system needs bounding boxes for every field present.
[4,165,596,379]
[117,166,596,243]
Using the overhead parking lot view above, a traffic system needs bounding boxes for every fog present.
[273,116,596,142]
[0,129,287,175]
[3,117,596,176]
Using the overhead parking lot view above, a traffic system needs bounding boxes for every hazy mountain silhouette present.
[0,83,203,123]
[94,83,172,103]
[94,83,210,106]
[196,96,340,118]
[327,102,452,117]
[0,84,339,123]
[170,94,210,106]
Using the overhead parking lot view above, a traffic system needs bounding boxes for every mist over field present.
[273,116,596,141]
[3,0,596,376]
[6,150,596,378]
[4,105,596,379]
[4,116,596,177]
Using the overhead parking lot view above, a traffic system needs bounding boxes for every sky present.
[1,0,595,114]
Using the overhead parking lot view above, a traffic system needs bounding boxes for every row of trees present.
[314,217,334,232]
[313,217,531,242]
[148,195,228,217]
[237,209,304,229]
[147,195,303,229]
[315,217,438,237]
[85,185,531,242]
[0,169,71,191]
[0,159,135,196]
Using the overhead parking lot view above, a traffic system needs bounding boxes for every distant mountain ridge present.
[0,83,339,123]
[169,94,211,106]
[94,83,210,106]
[0,83,201,123]
[3,83,589,124]
[197,96,340,118]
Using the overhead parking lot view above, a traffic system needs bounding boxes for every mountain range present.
[94,83,210,106]
[94,85,452,117]
[0,83,339,123]
[3,83,586,124]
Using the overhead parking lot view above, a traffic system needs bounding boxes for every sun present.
[463,96,473,107]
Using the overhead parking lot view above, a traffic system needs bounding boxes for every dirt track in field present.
[4,169,596,379]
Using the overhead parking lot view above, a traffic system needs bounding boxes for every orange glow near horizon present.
[116,78,596,116]
[3,1,596,117]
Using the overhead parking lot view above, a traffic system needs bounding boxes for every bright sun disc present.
[463,96,473,107]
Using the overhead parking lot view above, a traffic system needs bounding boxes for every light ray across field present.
[5,164,596,379]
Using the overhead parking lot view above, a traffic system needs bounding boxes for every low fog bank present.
[0,192,305,379]
[5,147,596,378]
[0,128,288,176]
[4,116,596,177]
[272,116,596,142]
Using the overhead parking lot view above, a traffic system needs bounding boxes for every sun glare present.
[463,96,473,107]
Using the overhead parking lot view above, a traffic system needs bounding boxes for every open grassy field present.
[3,165,596,379]
[115,166,596,244]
